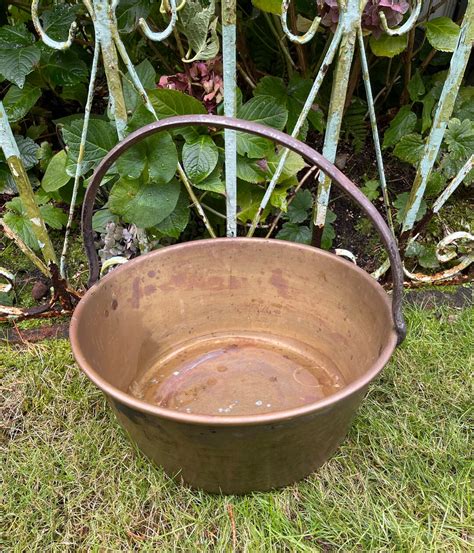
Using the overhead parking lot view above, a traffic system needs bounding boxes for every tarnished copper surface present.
[71,239,398,493]
[72,115,405,493]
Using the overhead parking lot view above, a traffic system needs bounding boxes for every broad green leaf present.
[109,176,181,228]
[61,119,118,176]
[408,71,425,103]
[39,204,67,229]
[116,132,178,185]
[149,88,207,118]
[123,59,156,113]
[155,186,190,238]
[15,136,39,170]
[369,34,407,58]
[444,118,474,160]
[3,84,41,123]
[61,84,87,105]
[277,223,311,244]
[394,192,426,224]
[421,90,437,133]
[92,208,119,233]
[178,0,219,63]
[182,135,219,183]
[251,0,282,14]
[419,245,440,269]
[254,76,287,103]
[393,134,424,165]
[288,75,325,134]
[0,45,40,88]
[42,49,89,86]
[425,172,445,198]
[453,86,474,121]
[237,150,305,183]
[42,150,71,192]
[270,178,296,211]
[237,96,288,158]
[321,210,336,250]
[192,167,225,194]
[116,0,152,32]
[382,107,417,149]
[287,189,312,223]
[236,181,269,222]
[425,17,460,52]
[39,4,78,41]
[405,240,425,258]
[0,24,34,48]
[4,209,39,250]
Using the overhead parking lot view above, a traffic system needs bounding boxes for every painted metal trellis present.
[0,0,472,292]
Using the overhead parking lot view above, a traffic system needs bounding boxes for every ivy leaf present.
[277,223,311,244]
[425,17,460,52]
[3,84,41,123]
[369,34,407,58]
[393,134,425,165]
[178,0,219,63]
[123,59,156,113]
[287,189,312,223]
[155,186,190,238]
[15,136,39,170]
[182,135,219,183]
[382,107,417,149]
[109,176,180,228]
[394,192,427,224]
[61,119,118,176]
[237,96,288,158]
[116,132,178,185]
[251,0,282,15]
[41,150,71,192]
[444,118,474,160]
[408,71,425,103]
[0,45,40,88]
[39,204,67,229]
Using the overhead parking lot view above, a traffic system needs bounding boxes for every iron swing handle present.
[82,114,406,344]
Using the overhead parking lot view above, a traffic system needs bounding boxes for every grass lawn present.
[1,305,472,551]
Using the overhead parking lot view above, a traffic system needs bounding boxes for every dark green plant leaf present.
[192,166,225,194]
[425,172,445,198]
[361,179,380,201]
[123,59,156,113]
[182,135,219,183]
[92,208,119,233]
[15,136,39,170]
[3,84,41,123]
[39,204,67,229]
[39,4,79,41]
[425,17,460,52]
[42,150,71,192]
[237,96,288,158]
[277,223,311,244]
[155,186,190,238]
[116,132,178,185]
[287,189,312,223]
[393,133,424,165]
[444,118,474,159]
[369,34,407,58]
[4,208,39,250]
[0,23,34,48]
[42,49,89,86]
[61,84,87,105]
[0,45,40,88]
[394,192,427,224]
[236,181,269,222]
[382,107,417,149]
[109,176,181,228]
[61,119,118,176]
[149,88,207,118]
[419,245,440,269]
[405,240,425,258]
[116,0,152,33]
[408,71,425,103]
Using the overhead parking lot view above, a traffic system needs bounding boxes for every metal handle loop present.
[280,0,321,44]
[138,0,179,42]
[31,0,77,50]
[82,114,406,344]
[379,0,422,36]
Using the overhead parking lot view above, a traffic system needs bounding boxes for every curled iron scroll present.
[82,114,406,344]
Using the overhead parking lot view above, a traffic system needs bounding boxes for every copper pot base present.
[128,331,345,417]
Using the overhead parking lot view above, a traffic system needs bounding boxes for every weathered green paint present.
[281,0,321,44]
[0,103,57,266]
[402,1,474,233]
[31,0,77,50]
